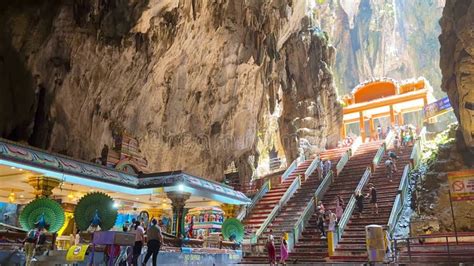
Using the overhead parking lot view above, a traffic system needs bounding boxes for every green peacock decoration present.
[19,198,65,233]
[221,218,244,242]
[74,192,117,231]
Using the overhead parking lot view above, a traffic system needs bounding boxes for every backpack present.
[385,160,392,167]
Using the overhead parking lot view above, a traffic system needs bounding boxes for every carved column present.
[221,203,239,219]
[389,105,395,127]
[27,176,61,198]
[359,111,366,142]
[166,192,191,237]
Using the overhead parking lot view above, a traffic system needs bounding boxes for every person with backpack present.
[142,219,163,266]
[385,157,396,182]
[24,227,40,266]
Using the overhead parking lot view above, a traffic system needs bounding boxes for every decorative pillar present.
[389,105,395,127]
[398,113,404,125]
[221,203,239,219]
[27,176,61,198]
[340,123,347,140]
[369,117,375,141]
[359,111,366,142]
[166,192,191,237]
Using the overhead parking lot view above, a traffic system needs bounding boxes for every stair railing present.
[372,142,386,171]
[237,179,271,221]
[351,136,363,155]
[254,175,302,238]
[304,157,320,180]
[336,149,350,176]
[281,157,299,181]
[287,170,334,251]
[385,130,395,148]
[387,164,411,237]
[336,167,372,244]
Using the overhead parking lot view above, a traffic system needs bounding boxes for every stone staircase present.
[329,144,413,263]
[242,160,312,236]
[286,141,382,264]
[241,148,347,264]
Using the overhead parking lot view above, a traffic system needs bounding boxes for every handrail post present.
[407,238,411,262]
[446,236,451,260]
[394,239,398,263]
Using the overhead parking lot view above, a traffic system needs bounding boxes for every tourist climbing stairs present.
[329,143,413,263]
[241,148,348,264]
[287,141,382,264]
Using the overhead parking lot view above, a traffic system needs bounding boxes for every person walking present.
[385,157,396,182]
[393,135,401,153]
[367,183,378,214]
[317,213,326,239]
[377,125,383,140]
[280,235,288,265]
[324,160,332,177]
[317,160,324,180]
[24,227,41,266]
[131,221,145,266]
[335,195,344,221]
[355,190,365,218]
[327,210,337,232]
[143,219,163,266]
[266,229,276,265]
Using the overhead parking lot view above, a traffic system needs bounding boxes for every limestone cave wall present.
[0,0,341,181]
[439,0,474,153]
[311,0,445,96]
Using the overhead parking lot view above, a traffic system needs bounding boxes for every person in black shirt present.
[355,190,365,218]
[367,183,378,214]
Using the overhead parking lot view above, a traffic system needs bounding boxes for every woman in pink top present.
[131,221,144,265]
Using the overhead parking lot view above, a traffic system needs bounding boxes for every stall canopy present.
[0,138,250,205]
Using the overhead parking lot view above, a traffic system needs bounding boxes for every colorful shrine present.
[0,136,249,264]
[341,77,435,141]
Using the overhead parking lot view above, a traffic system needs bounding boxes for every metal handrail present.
[304,157,320,180]
[337,167,371,242]
[255,175,301,238]
[351,136,363,155]
[356,167,372,192]
[237,179,271,221]
[372,143,386,170]
[337,195,355,240]
[315,170,334,198]
[399,165,411,203]
[387,194,402,237]
[385,130,395,147]
[288,170,334,251]
[282,158,298,180]
[336,151,349,176]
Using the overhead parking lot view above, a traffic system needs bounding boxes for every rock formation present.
[311,0,445,95]
[0,0,341,181]
[439,0,474,153]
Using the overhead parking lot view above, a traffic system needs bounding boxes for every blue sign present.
[424,97,452,118]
